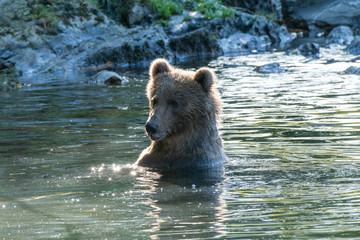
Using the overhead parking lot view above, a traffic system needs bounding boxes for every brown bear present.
[136,59,226,171]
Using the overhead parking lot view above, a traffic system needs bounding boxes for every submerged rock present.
[298,42,320,57]
[255,62,284,73]
[326,26,354,46]
[344,66,360,75]
[91,70,127,85]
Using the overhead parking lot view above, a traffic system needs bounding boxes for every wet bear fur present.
[136,59,226,171]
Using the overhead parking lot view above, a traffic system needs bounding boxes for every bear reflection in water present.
[136,58,226,173]
[135,168,227,239]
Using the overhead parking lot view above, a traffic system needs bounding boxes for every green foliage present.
[85,0,100,8]
[31,4,58,21]
[151,0,183,20]
[31,3,59,34]
[221,5,236,18]
[195,0,235,20]
[155,19,169,26]
[97,0,235,26]
[150,0,235,25]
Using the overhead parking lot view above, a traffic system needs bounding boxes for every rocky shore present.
[1,0,360,90]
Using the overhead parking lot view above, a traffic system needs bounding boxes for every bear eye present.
[151,97,158,107]
[168,99,178,108]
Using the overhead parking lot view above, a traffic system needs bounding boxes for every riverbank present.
[1,0,360,90]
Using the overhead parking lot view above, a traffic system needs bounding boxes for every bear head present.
[144,59,221,141]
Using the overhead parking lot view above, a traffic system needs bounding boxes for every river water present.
[1,47,360,239]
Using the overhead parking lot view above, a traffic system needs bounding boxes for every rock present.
[284,0,360,31]
[0,0,301,75]
[168,15,187,34]
[231,12,254,33]
[0,50,13,60]
[169,28,223,61]
[325,59,338,64]
[351,56,360,62]
[344,66,360,75]
[270,25,296,49]
[326,26,354,46]
[298,42,320,57]
[219,32,271,53]
[167,11,205,35]
[127,3,151,27]
[249,16,295,49]
[168,10,293,52]
[91,70,127,85]
[0,67,20,91]
[255,62,284,73]
[84,25,172,69]
[168,14,190,35]
[346,36,360,55]
[8,48,57,74]
[271,0,283,23]
[0,54,14,69]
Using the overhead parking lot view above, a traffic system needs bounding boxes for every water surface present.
[1,47,360,239]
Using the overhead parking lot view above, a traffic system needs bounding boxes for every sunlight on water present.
[1,47,360,239]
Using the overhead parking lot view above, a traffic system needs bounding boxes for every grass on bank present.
[151,0,235,23]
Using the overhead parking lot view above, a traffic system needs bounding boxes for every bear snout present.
[145,121,158,135]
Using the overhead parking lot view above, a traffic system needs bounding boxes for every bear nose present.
[145,122,158,134]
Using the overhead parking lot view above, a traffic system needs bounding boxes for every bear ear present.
[150,58,171,79]
[194,67,215,92]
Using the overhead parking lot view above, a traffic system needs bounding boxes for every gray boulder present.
[219,32,271,53]
[127,3,151,27]
[169,28,223,61]
[250,16,295,49]
[326,25,354,46]
[83,25,172,69]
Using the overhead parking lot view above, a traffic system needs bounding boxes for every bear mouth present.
[147,129,172,141]
[148,134,163,141]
